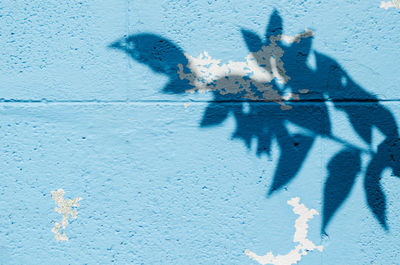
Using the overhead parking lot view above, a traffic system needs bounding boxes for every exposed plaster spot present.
[242,102,251,114]
[51,189,82,241]
[177,30,314,110]
[380,0,400,9]
[278,29,315,45]
[245,197,323,265]
[184,102,191,108]
[299,89,309,94]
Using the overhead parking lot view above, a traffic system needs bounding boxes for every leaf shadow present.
[110,10,400,234]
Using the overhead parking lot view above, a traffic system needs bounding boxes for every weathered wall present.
[1,1,400,264]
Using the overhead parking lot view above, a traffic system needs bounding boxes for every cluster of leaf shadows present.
[110,11,400,234]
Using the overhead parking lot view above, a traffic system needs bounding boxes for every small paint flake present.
[299,89,309,94]
[184,103,191,108]
[380,0,400,9]
[51,189,81,241]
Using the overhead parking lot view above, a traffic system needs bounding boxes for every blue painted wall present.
[1,1,400,264]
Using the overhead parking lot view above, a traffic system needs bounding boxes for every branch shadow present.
[109,10,400,234]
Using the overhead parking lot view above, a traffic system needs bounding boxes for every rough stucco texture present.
[1,1,400,264]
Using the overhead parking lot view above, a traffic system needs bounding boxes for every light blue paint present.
[0,1,400,264]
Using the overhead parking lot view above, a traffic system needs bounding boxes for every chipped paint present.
[299,89,309,94]
[51,189,82,241]
[184,102,191,108]
[177,30,314,110]
[245,197,323,265]
[380,0,400,9]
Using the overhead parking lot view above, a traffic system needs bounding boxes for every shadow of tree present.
[109,10,400,234]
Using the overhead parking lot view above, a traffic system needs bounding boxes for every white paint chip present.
[184,102,191,108]
[380,0,400,9]
[299,89,309,94]
[245,197,323,265]
[177,30,313,110]
[51,189,82,241]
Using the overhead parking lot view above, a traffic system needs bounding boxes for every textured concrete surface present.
[1,1,400,264]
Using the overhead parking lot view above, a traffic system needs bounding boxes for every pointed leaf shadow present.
[364,138,400,230]
[241,29,263,53]
[322,148,361,233]
[269,132,314,195]
[365,151,388,230]
[265,9,283,40]
[109,33,190,94]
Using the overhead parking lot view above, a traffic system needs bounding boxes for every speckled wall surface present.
[1,1,400,264]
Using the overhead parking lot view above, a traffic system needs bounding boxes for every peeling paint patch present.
[380,0,400,9]
[245,197,323,265]
[177,30,313,110]
[184,102,191,108]
[299,89,309,94]
[51,189,82,241]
